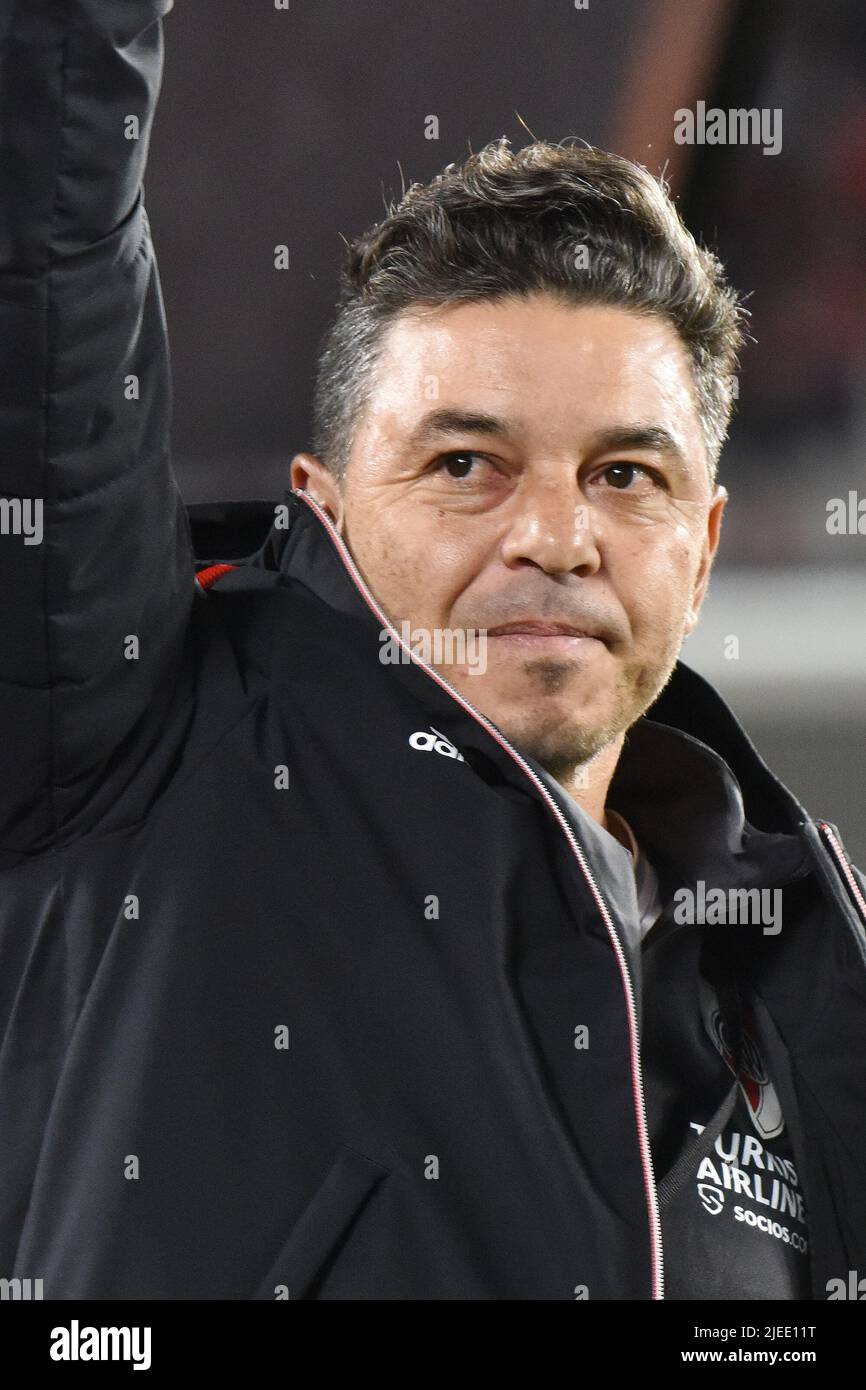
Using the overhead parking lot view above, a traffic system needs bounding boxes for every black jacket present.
[2,0,865,1301]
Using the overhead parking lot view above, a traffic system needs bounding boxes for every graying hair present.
[311,137,750,485]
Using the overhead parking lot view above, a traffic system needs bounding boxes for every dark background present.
[146,0,866,858]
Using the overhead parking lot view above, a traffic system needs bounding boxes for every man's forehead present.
[374,299,698,407]
[378,295,689,362]
[367,298,705,469]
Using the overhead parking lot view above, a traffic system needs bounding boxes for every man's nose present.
[499,471,602,575]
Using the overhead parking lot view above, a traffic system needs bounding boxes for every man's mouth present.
[486,620,605,649]
[487,620,594,637]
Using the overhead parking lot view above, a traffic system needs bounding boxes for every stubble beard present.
[494,645,680,780]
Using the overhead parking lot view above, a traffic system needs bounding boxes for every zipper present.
[294,488,665,1300]
[815,820,866,942]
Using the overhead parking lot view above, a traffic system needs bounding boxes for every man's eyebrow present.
[406,410,693,473]
[405,409,517,449]
[585,425,691,472]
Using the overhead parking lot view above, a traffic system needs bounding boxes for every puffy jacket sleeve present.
[0,0,193,854]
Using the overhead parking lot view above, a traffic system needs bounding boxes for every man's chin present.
[453,686,618,768]
[444,650,678,774]
[505,721,622,777]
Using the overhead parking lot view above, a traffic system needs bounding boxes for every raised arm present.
[0,0,193,857]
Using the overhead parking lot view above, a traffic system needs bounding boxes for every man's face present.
[292,294,726,779]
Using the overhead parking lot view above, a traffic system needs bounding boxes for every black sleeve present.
[0,0,193,854]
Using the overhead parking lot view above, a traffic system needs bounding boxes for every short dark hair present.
[311,137,749,485]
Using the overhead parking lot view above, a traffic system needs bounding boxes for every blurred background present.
[146,0,866,859]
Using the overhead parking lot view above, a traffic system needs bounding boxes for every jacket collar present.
[607,716,811,894]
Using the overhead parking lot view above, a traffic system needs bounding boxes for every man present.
[1,1,865,1301]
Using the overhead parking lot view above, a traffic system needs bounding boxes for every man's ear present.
[683,484,727,636]
[289,453,344,528]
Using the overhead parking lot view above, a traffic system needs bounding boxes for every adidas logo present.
[408,726,465,762]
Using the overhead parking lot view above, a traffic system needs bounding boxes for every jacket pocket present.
[251,1144,391,1300]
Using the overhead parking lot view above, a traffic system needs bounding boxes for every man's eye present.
[600,462,663,490]
[432,451,490,480]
